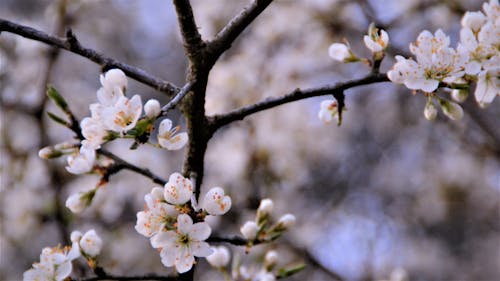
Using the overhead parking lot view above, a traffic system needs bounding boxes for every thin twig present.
[0,19,180,95]
[161,80,196,114]
[98,149,168,185]
[209,72,389,131]
[207,0,274,60]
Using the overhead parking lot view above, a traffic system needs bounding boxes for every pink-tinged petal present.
[175,247,194,273]
[191,241,213,257]
[177,214,193,234]
[189,221,211,241]
[151,231,177,249]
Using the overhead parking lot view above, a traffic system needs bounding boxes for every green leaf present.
[277,264,306,278]
[47,112,69,127]
[46,86,68,111]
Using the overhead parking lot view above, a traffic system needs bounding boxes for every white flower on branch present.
[318,99,339,124]
[101,95,142,133]
[363,24,389,53]
[277,213,296,229]
[65,146,95,175]
[150,214,212,273]
[157,119,188,150]
[79,230,103,257]
[475,65,500,107]
[257,198,274,216]
[164,173,194,205]
[388,29,467,92]
[80,116,108,149]
[240,221,259,240]
[202,187,232,216]
[23,246,80,281]
[328,43,358,62]
[144,99,161,118]
[206,246,230,268]
[98,69,127,106]
[135,187,179,238]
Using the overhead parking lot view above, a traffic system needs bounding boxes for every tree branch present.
[161,80,196,114]
[0,19,180,95]
[172,0,205,63]
[98,149,168,185]
[207,0,274,60]
[209,72,389,131]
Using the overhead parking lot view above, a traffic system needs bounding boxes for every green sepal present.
[47,112,69,127]
[277,263,306,278]
[46,86,68,111]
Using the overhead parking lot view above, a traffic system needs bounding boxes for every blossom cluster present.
[324,0,499,123]
[23,230,102,281]
[206,246,304,281]
[39,69,189,213]
[240,198,296,243]
[135,172,232,273]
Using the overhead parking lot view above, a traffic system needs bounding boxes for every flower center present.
[177,233,191,246]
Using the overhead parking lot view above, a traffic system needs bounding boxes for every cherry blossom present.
[98,69,127,106]
[135,187,179,238]
[79,230,103,257]
[388,29,467,92]
[164,173,194,205]
[318,99,339,124]
[101,95,142,133]
[150,214,212,273]
[23,246,80,281]
[157,118,188,150]
[206,246,230,268]
[363,24,389,53]
[65,146,95,174]
[202,187,232,216]
[80,116,108,149]
[277,214,296,229]
[328,43,357,62]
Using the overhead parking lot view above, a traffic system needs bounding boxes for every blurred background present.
[1,0,499,280]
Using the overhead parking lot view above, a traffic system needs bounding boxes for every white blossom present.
[157,119,188,150]
[363,24,389,53]
[144,99,162,118]
[79,229,103,257]
[23,246,80,281]
[164,173,193,205]
[98,69,127,106]
[318,99,338,124]
[461,11,487,32]
[451,89,469,103]
[264,250,279,268]
[135,187,179,238]
[475,66,500,107]
[206,246,230,268]
[388,30,467,92]
[150,214,212,273]
[203,187,232,216]
[240,221,259,240]
[65,146,95,174]
[101,95,142,133]
[80,117,107,149]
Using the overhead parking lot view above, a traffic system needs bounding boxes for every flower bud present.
[65,189,96,213]
[240,221,259,240]
[328,43,358,62]
[264,250,279,269]
[144,99,161,118]
[424,100,438,121]
[38,146,63,159]
[439,99,464,121]
[206,246,230,268]
[79,229,103,257]
[257,198,274,216]
[277,214,296,229]
[451,89,468,103]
